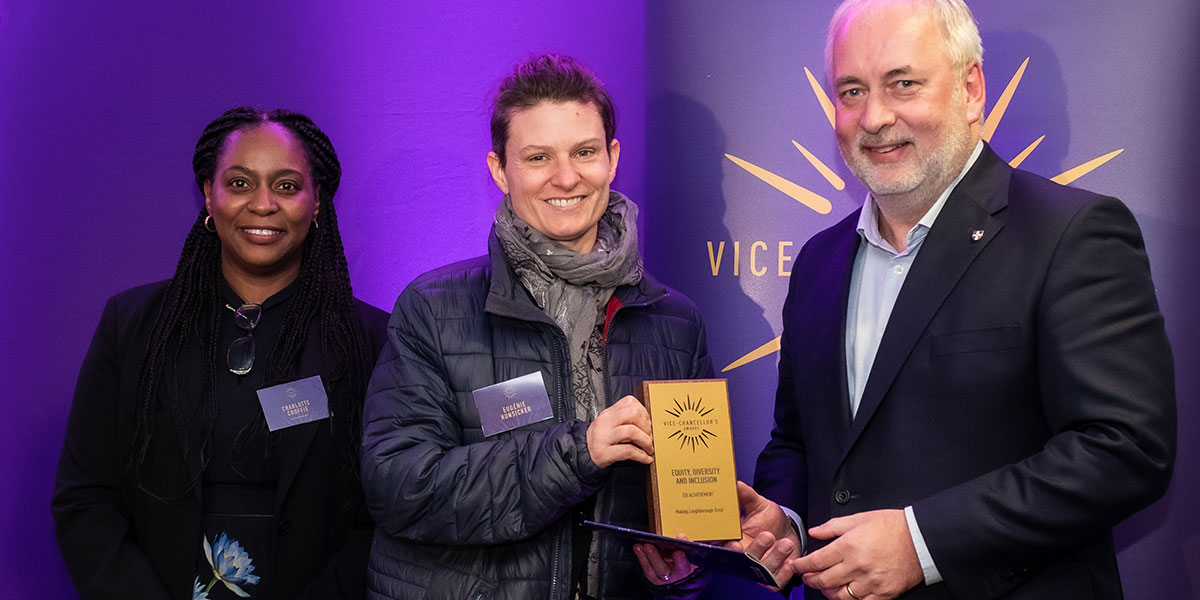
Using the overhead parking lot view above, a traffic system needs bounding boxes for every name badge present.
[473,371,554,437]
[257,375,330,432]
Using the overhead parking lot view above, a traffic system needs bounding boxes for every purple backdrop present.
[1,1,1196,598]
[0,2,644,598]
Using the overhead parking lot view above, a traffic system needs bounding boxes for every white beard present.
[841,91,975,212]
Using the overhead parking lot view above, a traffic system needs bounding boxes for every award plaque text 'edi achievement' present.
[639,379,740,542]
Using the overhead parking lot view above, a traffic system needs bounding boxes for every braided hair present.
[129,107,373,500]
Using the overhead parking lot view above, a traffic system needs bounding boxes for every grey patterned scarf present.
[493,191,643,421]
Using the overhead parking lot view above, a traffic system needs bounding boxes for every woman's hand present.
[633,539,697,586]
[586,395,654,468]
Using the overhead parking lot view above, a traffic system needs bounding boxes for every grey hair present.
[824,0,983,83]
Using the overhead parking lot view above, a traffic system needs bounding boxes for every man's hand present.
[789,509,923,599]
[725,481,803,590]
[586,396,654,468]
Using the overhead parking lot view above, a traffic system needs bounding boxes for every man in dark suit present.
[732,0,1176,598]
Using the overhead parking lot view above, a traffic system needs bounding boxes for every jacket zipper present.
[548,324,569,600]
[511,291,668,600]
[599,290,666,406]
[596,305,614,600]
[590,292,664,598]
[600,291,668,457]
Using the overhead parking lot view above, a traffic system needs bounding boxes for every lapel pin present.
[971,229,985,242]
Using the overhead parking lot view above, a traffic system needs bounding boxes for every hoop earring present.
[204,215,216,232]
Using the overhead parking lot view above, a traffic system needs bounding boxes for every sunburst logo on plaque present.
[720,59,1123,372]
[665,395,718,452]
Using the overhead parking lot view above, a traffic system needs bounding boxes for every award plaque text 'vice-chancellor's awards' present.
[639,379,741,542]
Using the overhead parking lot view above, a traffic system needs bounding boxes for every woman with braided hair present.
[52,107,387,599]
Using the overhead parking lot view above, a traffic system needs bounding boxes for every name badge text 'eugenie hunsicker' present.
[473,371,554,437]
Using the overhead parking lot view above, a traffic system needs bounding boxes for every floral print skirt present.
[194,484,276,599]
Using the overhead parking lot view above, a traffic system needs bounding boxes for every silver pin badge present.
[971,229,985,241]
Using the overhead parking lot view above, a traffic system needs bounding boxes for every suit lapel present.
[275,420,321,510]
[790,210,861,449]
[822,219,861,446]
[274,317,326,511]
[841,145,1012,456]
[162,332,208,509]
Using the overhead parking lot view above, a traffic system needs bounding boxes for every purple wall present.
[0,2,644,598]
[2,1,1196,598]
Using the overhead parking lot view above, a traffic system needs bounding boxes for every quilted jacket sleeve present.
[361,284,607,545]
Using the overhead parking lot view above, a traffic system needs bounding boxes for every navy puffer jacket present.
[362,233,714,600]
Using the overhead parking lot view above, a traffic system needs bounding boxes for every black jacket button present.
[277,517,292,534]
[834,489,851,504]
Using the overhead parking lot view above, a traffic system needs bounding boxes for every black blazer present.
[52,281,388,599]
[756,144,1175,599]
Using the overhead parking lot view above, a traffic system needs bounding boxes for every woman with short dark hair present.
[362,55,711,600]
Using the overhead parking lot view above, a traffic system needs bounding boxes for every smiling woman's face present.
[203,123,318,285]
[487,100,619,254]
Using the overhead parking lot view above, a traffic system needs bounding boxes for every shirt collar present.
[220,274,300,312]
[856,140,985,254]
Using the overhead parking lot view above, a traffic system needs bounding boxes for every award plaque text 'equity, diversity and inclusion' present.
[639,379,741,542]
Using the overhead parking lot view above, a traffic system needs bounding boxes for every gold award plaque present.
[639,379,741,542]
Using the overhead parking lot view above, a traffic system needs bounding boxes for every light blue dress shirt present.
[777,142,983,586]
[843,141,984,585]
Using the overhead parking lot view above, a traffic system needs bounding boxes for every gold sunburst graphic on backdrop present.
[720,59,1123,372]
[665,395,718,452]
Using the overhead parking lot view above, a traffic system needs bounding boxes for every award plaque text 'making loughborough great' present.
[639,379,741,542]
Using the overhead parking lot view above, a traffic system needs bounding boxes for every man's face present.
[830,2,983,202]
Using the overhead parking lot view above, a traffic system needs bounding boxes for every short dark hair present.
[490,54,616,166]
